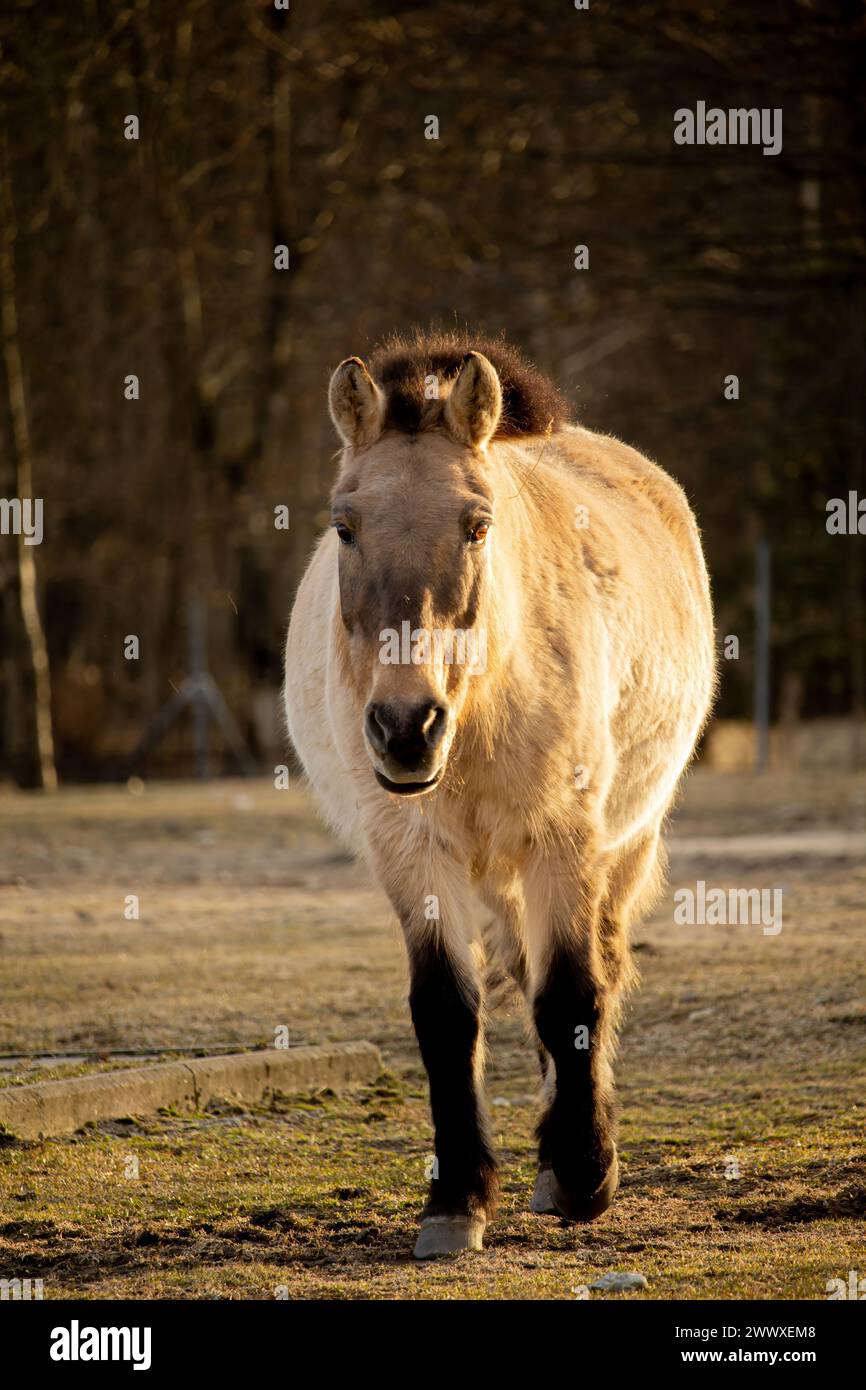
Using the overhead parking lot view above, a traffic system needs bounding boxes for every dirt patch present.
[720,1185,866,1229]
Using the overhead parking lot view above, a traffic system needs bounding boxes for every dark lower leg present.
[409,937,498,1220]
[533,943,617,1217]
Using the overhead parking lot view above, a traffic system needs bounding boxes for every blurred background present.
[0,0,863,786]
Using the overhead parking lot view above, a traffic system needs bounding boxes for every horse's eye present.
[334,522,355,547]
[467,521,490,545]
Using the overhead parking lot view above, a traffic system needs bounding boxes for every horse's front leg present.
[408,930,498,1256]
[372,840,498,1257]
[523,845,620,1221]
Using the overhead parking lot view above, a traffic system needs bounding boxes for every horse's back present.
[552,424,712,607]
[530,424,715,848]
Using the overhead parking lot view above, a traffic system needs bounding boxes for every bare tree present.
[0,129,57,789]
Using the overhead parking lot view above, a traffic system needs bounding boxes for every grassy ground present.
[0,771,864,1299]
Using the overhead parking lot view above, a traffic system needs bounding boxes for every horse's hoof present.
[530,1153,619,1221]
[412,1214,486,1259]
[530,1166,566,1216]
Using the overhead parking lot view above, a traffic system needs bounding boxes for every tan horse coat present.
[285,340,715,1256]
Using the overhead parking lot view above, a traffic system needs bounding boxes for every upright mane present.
[366,330,571,438]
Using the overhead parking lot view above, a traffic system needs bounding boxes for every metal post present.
[187,598,209,780]
[754,539,771,773]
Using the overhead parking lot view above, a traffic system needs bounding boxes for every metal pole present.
[187,598,209,780]
[754,539,771,773]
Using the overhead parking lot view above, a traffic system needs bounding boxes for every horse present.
[284,331,715,1258]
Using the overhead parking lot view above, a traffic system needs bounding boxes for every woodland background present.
[0,0,864,784]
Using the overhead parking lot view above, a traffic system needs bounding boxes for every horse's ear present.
[328,357,384,447]
[444,351,503,449]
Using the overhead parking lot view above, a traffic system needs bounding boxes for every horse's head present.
[327,350,503,796]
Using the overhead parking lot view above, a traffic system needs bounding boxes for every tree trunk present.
[0,131,58,790]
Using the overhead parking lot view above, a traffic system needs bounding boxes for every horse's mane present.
[366,329,571,438]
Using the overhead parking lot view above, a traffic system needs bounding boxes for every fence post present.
[754,539,771,773]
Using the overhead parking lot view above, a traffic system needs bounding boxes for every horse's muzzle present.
[364,700,448,793]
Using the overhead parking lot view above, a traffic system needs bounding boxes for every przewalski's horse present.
[285,333,715,1258]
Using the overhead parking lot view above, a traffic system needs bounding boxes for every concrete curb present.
[0,1042,382,1141]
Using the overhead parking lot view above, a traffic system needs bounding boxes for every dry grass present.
[0,770,864,1299]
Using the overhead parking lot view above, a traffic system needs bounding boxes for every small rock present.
[491,1096,511,1107]
[590,1270,648,1292]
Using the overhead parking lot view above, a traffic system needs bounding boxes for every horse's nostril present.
[365,703,390,754]
[422,704,448,749]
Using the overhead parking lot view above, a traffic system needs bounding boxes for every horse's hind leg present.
[523,843,620,1222]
